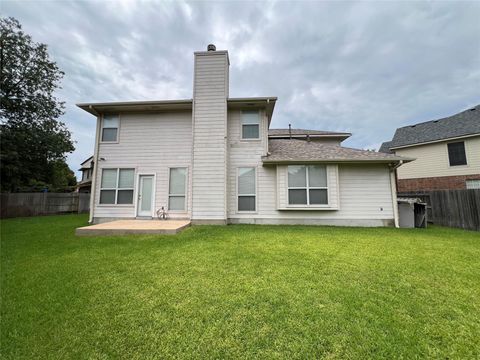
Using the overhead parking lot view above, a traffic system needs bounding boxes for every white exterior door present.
[137,175,154,217]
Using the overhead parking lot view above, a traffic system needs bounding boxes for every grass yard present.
[1,215,479,359]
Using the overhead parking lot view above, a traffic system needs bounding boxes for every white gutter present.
[262,158,412,165]
[391,159,404,171]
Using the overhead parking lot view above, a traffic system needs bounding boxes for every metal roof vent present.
[207,44,216,51]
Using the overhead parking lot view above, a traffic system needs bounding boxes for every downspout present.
[389,160,403,228]
[88,105,101,224]
[266,99,270,155]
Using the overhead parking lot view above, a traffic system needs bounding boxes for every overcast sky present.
[3,0,480,178]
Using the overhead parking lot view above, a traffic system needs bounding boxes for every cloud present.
[3,0,480,177]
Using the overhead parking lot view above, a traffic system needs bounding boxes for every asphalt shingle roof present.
[378,141,393,154]
[263,139,411,164]
[387,104,480,150]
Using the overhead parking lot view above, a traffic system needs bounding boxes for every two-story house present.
[77,155,94,193]
[78,45,411,227]
[380,105,480,193]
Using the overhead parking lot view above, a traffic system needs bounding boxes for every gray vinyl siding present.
[228,163,394,225]
[92,111,192,221]
[191,51,229,221]
[227,109,268,216]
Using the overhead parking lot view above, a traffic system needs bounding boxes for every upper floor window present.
[241,110,260,139]
[238,167,256,211]
[168,168,187,211]
[288,165,328,205]
[101,115,119,142]
[100,168,134,204]
[447,141,467,166]
[82,169,92,182]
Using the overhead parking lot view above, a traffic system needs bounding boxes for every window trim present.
[237,166,257,213]
[167,167,188,213]
[287,165,329,207]
[98,168,135,206]
[447,141,468,167]
[240,110,261,141]
[100,114,120,144]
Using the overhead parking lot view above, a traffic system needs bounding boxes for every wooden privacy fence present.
[429,189,480,231]
[0,193,90,219]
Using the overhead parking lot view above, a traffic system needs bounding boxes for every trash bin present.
[397,198,427,228]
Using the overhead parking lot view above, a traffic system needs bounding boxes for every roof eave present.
[261,157,414,165]
[76,96,278,118]
[390,133,480,150]
[268,134,352,140]
[227,97,277,123]
[76,99,194,116]
[79,155,94,166]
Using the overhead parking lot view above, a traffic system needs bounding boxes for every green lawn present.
[1,215,479,359]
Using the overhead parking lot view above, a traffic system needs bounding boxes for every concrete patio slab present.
[76,219,191,236]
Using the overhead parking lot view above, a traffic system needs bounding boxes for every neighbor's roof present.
[77,97,277,120]
[268,128,351,140]
[78,156,94,170]
[387,104,480,150]
[80,155,93,167]
[263,139,413,164]
[378,141,393,154]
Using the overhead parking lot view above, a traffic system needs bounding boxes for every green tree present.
[0,17,75,192]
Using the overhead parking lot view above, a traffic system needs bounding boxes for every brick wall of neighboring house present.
[397,174,480,192]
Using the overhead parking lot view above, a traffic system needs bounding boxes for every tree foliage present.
[0,17,75,192]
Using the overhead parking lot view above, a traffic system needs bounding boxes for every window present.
[448,141,467,166]
[241,110,260,139]
[101,115,119,142]
[466,180,480,189]
[99,168,134,204]
[238,167,256,211]
[82,169,91,182]
[169,168,187,211]
[288,165,328,205]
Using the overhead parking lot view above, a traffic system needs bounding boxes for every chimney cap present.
[207,44,216,51]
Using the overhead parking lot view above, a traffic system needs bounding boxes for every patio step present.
[75,219,191,236]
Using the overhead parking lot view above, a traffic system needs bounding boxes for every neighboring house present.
[77,45,411,227]
[380,105,480,192]
[77,156,94,193]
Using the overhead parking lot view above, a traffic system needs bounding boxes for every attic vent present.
[207,44,216,51]
[470,108,476,111]
[410,125,416,128]
[433,120,439,123]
